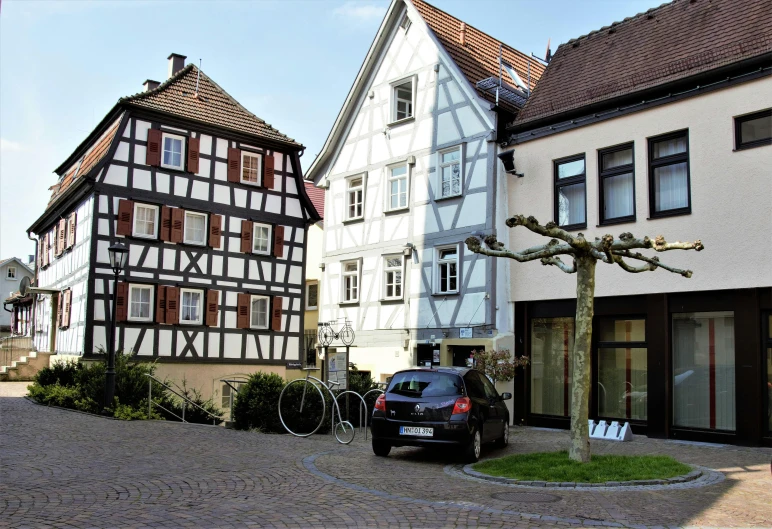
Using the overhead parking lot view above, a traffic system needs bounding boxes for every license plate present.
[399,426,433,437]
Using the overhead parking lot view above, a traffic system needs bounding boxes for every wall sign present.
[460,327,473,339]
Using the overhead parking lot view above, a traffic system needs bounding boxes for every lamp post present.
[103,242,128,413]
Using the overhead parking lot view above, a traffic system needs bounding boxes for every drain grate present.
[491,491,561,503]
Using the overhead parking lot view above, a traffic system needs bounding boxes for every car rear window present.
[387,371,463,397]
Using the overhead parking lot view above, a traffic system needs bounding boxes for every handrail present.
[145,374,222,425]
[220,377,250,423]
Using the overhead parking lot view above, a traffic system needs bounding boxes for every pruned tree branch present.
[540,256,577,274]
[611,254,656,273]
[465,236,574,263]
[611,250,694,277]
[605,232,704,252]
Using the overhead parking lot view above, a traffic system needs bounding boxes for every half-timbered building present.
[28,54,320,398]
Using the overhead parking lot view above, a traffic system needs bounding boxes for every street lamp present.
[103,242,128,413]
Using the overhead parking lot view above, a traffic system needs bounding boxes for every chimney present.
[459,22,466,46]
[167,53,187,79]
[143,79,160,92]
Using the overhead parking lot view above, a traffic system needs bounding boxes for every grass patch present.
[473,451,691,483]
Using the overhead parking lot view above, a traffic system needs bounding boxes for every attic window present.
[504,64,528,92]
[400,13,411,33]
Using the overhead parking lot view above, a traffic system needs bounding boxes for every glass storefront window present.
[531,317,574,416]
[597,319,647,421]
[766,315,772,433]
[672,312,735,431]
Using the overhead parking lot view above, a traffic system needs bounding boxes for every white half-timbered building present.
[306,0,544,384]
[28,54,320,398]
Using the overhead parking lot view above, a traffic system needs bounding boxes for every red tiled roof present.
[516,0,772,125]
[121,65,302,148]
[304,182,325,219]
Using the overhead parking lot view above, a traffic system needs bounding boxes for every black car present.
[370,367,511,462]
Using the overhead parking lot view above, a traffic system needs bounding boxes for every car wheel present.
[372,439,391,457]
[496,419,510,447]
[464,428,482,463]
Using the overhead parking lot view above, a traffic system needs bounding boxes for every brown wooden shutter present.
[57,218,66,256]
[208,214,222,248]
[165,286,179,324]
[236,293,250,329]
[273,225,284,258]
[205,290,219,326]
[263,153,275,189]
[170,208,184,244]
[116,199,134,236]
[240,220,253,253]
[146,129,162,166]
[159,206,172,242]
[271,296,283,331]
[227,148,241,183]
[42,235,48,267]
[67,212,77,249]
[155,286,167,324]
[57,291,64,328]
[62,289,72,328]
[187,137,200,174]
[115,282,128,322]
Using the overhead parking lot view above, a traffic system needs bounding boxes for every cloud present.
[333,1,387,22]
[0,139,23,152]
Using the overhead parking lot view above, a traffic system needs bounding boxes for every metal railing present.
[220,377,249,423]
[0,334,34,370]
[145,374,222,425]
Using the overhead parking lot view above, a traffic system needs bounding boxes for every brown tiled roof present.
[304,182,325,219]
[516,0,772,125]
[121,65,302,148]
[411,0,545,106]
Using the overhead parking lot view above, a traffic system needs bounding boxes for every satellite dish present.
[20,276,31,296]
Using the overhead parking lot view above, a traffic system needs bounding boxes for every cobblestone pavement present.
[1,393,771,529]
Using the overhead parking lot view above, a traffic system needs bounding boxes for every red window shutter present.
[115,282,128,322]
[146,129,162,166]
[236,293,250,329]
[240,220,253,253]
[263,153,275,189]
[116,199,134,236]
[271,296,283,331]
[208,214,222,248]
[159,206,172,242]
[187,137,200,174]
[165,286,179,324]
[57,291,64,328]
[155,285,167,324]
[227,148,241,183]
[63,289,72,328]
[205,290,219,326]
[57,218,66,256]
[67,212,77,249]
[170,208,184,244]
[273,225,284,258]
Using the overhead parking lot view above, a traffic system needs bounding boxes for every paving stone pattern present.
[1,393,771,528]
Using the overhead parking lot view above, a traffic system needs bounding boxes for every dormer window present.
[399,13,411,33]
[391,77,416,123]
[241,151,262,186]
[161,133,186,170]
[7,266,17,279]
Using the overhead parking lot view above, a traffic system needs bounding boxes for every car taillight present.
[374,394,386,411]
[452,396,471,415]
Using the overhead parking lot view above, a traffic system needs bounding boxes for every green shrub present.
[161,379,223,425]
[233,372,286,432]
[28,383,81,408]
[34,360,81,387]
[113,400,163,421]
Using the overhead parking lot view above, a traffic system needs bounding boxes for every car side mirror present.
[500,392,512,401]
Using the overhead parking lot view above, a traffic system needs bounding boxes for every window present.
[399,12,411,32]
[161,133,185,170]
[765,314,772,434]
[250,295,270,329]
[391,78,415,123]
[221,384,232,410]
[735,109,771,150]
[346,176,364,220]
[438,146,462,198]
[649,131,690,217]
[132,203,159,239]
[383,256,403,300]
[252,222,272,255]
[306,282,318,310]
[341,260,360,303]
[599,144,635,224]
[436,246,458,294]
[597,319,647,421]
[530,317,574,416]
[387,164,408,211]
[7,266,16,279]
[183,211,207,246]
[179,288,203,325]
[241,151,262,186]
[554,155,586,229]
[128,284,153,322]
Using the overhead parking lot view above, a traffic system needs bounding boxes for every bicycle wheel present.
[340,326,355,346]
[334,420,356,444]
[278,379,326,437]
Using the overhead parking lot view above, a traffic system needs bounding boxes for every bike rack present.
[334,390,369,440]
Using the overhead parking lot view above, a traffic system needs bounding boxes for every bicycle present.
[318,318,355,347]
[278,368,356,444]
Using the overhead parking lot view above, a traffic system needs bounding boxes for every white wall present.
[0,261,34,329]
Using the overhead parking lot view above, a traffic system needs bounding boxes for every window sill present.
[339,301,360,307]
[434,193,462,202]
[380,297,405,304]
[384,207,409,216]
[249,326,270,331]
[131,233,159,241]
[161,164,186,172]
[343,217,364,225]
[557,223,587,232]
[240,180,264,188]
[306,307,318,311]
[387,117,415,128]
[648,208,691,220]
[432,291,459,297]
[181,241,208,248]
[733,139,771,151]
[598,216,636,227]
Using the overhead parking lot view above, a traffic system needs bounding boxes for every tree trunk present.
[569,255,596,463]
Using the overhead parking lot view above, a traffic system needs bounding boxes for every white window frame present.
[346,175,365,221]
[390,76,417,124]
[160,132,186,171]
[252,222,272,255]
[240,151,263,186]
[382,255,404,300]
[341,260,360,304]
[386,163,410,212]
[183,211,208,246]
[250,294,270,330]
[306,282,318,310]
[7,266,17,280]
[435,245,459,294]
[437,145,464,199]
[179,288,204,325]
[132,203,159,239]
[127,284,154,322]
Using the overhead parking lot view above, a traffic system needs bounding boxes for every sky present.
[0,0,664,260]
